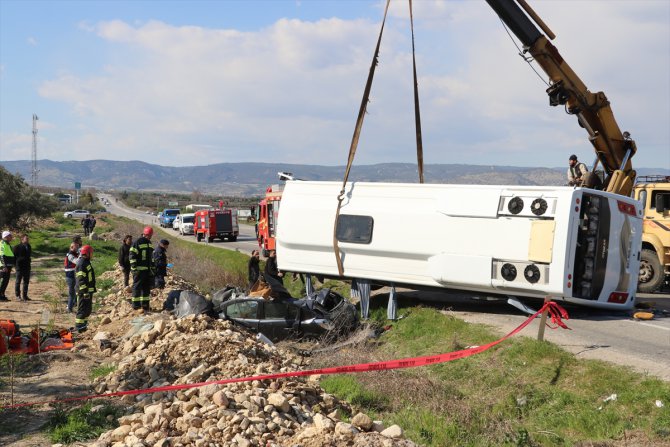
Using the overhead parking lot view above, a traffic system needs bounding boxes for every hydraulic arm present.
[486,0,637,196]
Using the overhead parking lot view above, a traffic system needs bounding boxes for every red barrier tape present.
[1,302,569,410]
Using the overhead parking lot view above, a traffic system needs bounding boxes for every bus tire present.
[638,249,663,293]
[229,236,237,242]
[197,233,202,242]
[208,236,214,243]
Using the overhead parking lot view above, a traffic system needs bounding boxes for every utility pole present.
[31,114,39,187]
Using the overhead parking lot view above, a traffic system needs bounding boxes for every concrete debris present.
[83,267,416,446]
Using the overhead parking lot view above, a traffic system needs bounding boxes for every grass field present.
[318,304,670,446]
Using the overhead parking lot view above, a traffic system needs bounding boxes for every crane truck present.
[276,0,650,310]
[486,0,667,292]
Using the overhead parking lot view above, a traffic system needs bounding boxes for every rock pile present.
[86,269,417,446]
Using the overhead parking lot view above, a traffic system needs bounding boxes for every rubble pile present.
[87,269,417,447]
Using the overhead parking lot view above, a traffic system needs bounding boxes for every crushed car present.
[219,276,358,341]
[163,276,358,342]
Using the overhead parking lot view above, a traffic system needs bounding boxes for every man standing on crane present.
[567,154,589,186]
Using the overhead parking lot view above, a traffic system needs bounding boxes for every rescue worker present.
[118,235,132,287]
[129,226,154,311]
[152,239,169,289]
[75,245,96,332]
[567,154,589,186]
[13,234,32,301]
[64,242,79,313]
[264,249,283,284]
[248,249,260,289]
[0,231,15,301]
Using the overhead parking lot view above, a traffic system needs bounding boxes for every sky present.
[0,0,668,169]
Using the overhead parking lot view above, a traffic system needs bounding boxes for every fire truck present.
[194,208,239,243]
[255,184,283,256]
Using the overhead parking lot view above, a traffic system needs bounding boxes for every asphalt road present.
[101,193,670,380]
[99,194,259,255]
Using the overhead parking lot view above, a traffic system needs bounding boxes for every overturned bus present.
[276,180,643,310]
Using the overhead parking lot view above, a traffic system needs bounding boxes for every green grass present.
[319,305,670,446]
[48,401,121,443]
[90,364,116,379]
[29,214,123,282]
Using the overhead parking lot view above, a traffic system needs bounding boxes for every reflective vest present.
[75,258,96,295]
[64,252,78,277]
[129,236,154,272]
[0,240,14,268]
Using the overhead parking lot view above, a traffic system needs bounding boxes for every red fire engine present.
[194,208,239,243]
[255,185,282,256]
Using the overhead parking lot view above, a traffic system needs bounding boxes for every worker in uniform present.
[13,234,32,301]
[152,239,169,289]
[118,235,133,288]
[0,231,15,302]
[264,249,284,284]
[64,242,79,313]
[129,226,154,311]
[567,154,589,186]
[248,249,261,289]
[74,245,96,333]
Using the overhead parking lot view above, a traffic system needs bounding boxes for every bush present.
[0,166,58,228]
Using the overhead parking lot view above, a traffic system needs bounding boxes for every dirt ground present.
[1,257,106,446]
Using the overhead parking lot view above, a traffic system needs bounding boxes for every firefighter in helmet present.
[129,226,154,311]
[75,245,96,332]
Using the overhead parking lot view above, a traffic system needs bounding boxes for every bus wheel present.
[197,233,202,242]
[229,236,237,242]
[638,249,663,293]
[208,236,214,243]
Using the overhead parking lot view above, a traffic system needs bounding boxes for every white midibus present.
[276,181,643,310]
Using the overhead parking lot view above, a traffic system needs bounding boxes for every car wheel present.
[638,249,664,293]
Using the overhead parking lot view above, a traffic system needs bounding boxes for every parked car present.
[219,283,358,341]
[172,215,182,231]
[63,210,90,219]
[179,213,195,235]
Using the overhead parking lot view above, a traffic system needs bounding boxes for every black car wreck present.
[218,277,358,341]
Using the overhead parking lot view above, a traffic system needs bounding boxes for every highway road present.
[101,193,670,381]
[99,194,259,255]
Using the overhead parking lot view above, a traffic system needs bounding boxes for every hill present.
[1,160,667,195]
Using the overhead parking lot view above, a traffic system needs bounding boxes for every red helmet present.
[80,245,93,256]
[143,226,154,237]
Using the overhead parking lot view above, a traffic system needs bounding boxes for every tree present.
[0,166,58,228]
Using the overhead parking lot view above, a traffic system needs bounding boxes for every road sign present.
[74,182,81,190]
[168,201,178,206]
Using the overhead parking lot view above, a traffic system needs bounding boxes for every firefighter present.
[0,231,15,302]
[130,226,154,311]
[152,239,169,289]
[74,245,96,332]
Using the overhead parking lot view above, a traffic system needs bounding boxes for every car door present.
[260,300,300,340]
[222,300,260,332]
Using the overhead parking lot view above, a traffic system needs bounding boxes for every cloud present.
[27,1,670,169]
[27,37,38,46]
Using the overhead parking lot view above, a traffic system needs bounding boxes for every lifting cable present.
[409,0,425,184]
[332,0,425,276]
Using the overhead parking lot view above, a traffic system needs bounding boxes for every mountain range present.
[2,160,668,196]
